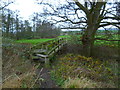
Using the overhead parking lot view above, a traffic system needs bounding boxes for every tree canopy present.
[37,0,120,56]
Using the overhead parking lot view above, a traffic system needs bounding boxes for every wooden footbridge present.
[31,38,67,66]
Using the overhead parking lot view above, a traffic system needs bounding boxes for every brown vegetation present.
[51,53,118,88]
[2,42,39,88]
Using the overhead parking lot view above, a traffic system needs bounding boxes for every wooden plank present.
[36,54,48,58]
[47,45,59,55]
[33,49,47,53]
[31,37,67,63]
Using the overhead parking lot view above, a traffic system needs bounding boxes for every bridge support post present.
[45,57,50,68]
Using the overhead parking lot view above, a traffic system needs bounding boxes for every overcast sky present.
[7,0,42,20]
[5,0,119,30]
[6,0,119,19]
[6,0,67,20]
[6,0,117,19]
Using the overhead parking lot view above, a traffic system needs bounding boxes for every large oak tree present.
[38,0,120,56]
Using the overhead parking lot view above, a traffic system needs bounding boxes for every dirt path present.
[36,67,59,88]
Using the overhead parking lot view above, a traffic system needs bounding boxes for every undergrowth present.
[2,38,39,88]
[50,53,118,88]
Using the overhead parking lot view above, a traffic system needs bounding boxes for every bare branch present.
[103,16,120,20]
[73,0,89,14]
[61,27,85,29]
[95,38,120,41]
[99,22,120,27]
[0,2,13,10]
[40,3,58,13]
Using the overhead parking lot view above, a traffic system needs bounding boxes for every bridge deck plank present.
[31,38,67,63]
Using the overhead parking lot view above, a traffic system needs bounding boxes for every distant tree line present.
[2,9,61,40]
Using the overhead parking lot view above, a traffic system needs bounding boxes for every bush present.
[51,54,118,88]
[2,38,37,88]
[68,35,81,45]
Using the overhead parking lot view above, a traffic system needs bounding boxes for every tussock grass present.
[51,54,118,88]
[2,38,39,88]
[63,77,98,88]
[2,71,35,88]
[63,77,116,88]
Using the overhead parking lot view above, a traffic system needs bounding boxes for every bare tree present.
[37,0,120,56]
[0,0,13,10]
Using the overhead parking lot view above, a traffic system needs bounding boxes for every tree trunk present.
[82,24,96,57]
[82,34,95,57]
[81,2,103,57]
[6,14,10,37]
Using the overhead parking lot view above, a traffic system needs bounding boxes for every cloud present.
[7,0,41,20]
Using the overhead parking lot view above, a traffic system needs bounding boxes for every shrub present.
[51,54,118,88]
[2,38,37,88]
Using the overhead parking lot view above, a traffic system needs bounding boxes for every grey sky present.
[6,0,119,20]
[7,0,42,20]
[5,0,119,31]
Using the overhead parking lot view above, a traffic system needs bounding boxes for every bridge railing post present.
[58,38,60,51]
[45,57,50,68]
[31,37,67,67]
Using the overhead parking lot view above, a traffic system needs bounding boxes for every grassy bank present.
[2,38,40,88]
[49,34,119,88]
[15,35,70,45]
[50,54,118,88]
[15,34,119,47]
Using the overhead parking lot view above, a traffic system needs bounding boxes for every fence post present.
[45,57,50,68]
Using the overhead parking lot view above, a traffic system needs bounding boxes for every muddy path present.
[36,67,59,88]
[34,46,67,88]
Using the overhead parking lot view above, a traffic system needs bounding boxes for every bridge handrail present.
[31,37,66,54]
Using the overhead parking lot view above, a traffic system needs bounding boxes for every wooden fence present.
[31,38,67,66]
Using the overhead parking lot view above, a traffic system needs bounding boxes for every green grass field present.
[15,35,70,45]
[58,35,70,38]
[95,34,119,47]
[16,38,55,45]
[16,34,119,47]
